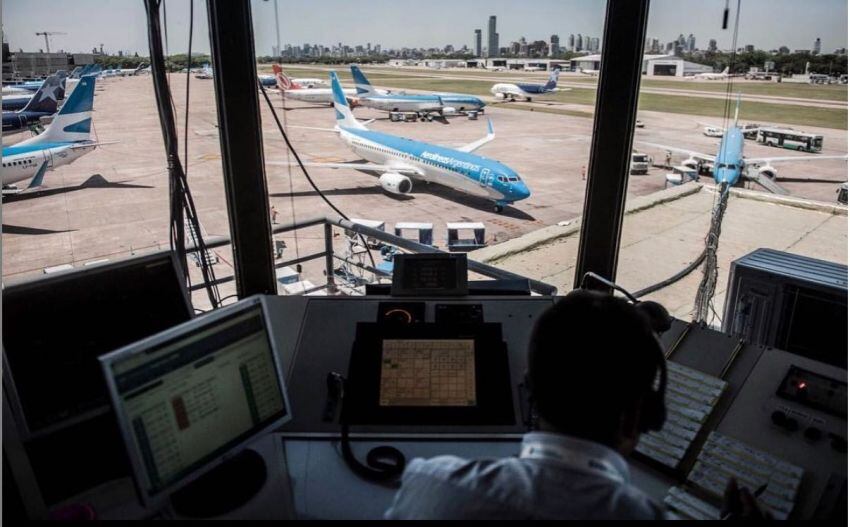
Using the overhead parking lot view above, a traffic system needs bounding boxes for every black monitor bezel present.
[390,253,469,297]
[344,322,514,426]
[2,250,194,440]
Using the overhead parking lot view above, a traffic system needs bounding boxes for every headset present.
[579,272,670,433]
[522,274,671,434]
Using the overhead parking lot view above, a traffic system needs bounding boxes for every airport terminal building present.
[570,53,714,77]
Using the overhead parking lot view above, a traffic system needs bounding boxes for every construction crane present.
[35,31,67,54]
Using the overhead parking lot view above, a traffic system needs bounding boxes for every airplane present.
[2,76,113,191]
[490,69,565,101]
[692,66,740,81]
[266,66,326,88]
[2,75,65,131]
[578,67,600,77]
[351,64,454,118]
[639,99,847,195]
[272,64,357,106]
[270,71,530,213]
[117,64,146,76]
[4,70,67,93]
[195,64,214,79]
[351,65,485,117]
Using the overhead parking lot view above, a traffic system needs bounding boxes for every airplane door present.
[479,168,491,186]
[42,148,55,169]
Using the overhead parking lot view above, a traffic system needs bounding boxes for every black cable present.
[634,248,707,299]
[184,0,193,178]
[144,0,220,309]
[257,81,377,270]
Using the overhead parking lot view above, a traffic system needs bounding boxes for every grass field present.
[263,66,848,129]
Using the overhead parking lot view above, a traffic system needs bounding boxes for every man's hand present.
[721,478,773,520]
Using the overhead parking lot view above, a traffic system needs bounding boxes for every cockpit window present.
[508,177,519,182]
[497,176,507,182]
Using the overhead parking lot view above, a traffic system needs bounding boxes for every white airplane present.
[578,67,600,77]
[2,76,115,190]
[117,64,147,76]
[693,66,739,81]
[273,65,357,106]
[195,64,214,79]
[271,72,531,213]
[490,69,567,101]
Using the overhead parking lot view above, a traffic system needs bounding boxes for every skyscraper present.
[568,34,575,51]
[584,35,591,52]
[576,33,583,52]
[549,35,560,57]
[813,37,821,55]
[487,16,499,58]
[687,34,696,52]
[708,39,717,52]
[474,29,482,57]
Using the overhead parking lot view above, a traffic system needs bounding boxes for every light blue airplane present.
[275,71,529,213]
[350,65,486,118]
[2,76,113,191]
[640,98,847,195]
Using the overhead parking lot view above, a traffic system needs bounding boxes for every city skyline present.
[3,0,847,57]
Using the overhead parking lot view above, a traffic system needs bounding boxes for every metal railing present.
[187,214,558,296]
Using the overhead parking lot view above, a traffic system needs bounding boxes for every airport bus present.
[756,128,823,153]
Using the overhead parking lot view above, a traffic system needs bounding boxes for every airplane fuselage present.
[284,87,357,104]
[2,110,52,133]
[490,83,554,101]
[713,126,745,186]
[339,126,530,206]
[1,142,93,186]
[356,94,445,113]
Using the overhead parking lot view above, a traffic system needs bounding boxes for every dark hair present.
[527,289,661,445]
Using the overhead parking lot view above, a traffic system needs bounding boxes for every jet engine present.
[379,172,413,195]
[442,107,457,115]
[757,165,778,180]
[683,158,700,170]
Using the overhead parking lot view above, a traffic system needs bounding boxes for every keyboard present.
[635,361,727,469]
[685,432,804,520]
[664,487,721,520]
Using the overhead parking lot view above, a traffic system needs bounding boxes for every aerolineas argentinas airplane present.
[274,72,530,213]
[490,68,566,101]
[351,65,486,116]
[639,99,847,195]
[273,65,357,106]
[2,76,114,191]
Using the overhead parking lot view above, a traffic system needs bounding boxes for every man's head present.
[527,289,665,454]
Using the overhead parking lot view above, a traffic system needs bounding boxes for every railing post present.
[324,222,337,294]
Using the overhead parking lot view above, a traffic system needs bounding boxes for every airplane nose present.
[515,182,531,200]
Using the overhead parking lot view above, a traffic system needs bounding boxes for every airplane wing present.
[455,119,495,154]
[636,141,715,163]
[267,161,424,176]
[746,155,848,165]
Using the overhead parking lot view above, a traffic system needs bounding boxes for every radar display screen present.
[379,339,476,407]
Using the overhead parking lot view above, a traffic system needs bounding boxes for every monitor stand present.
[170,449,267,518]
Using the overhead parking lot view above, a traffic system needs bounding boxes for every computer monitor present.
[99,296,291,509]
[2,251,194,437]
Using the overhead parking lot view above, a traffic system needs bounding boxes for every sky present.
[2,0,847,57]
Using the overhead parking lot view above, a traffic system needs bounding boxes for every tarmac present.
[1,73,847,314]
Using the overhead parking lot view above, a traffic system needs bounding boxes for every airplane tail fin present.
[20,75,63,114]
[543,68,560,90]
[330,71,366,130]
[20,76,96,146]
[350,65,376,95]
[722,66,730,74]
[273,64,299,90]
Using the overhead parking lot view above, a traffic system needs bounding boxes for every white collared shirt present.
[385,432,666,520]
